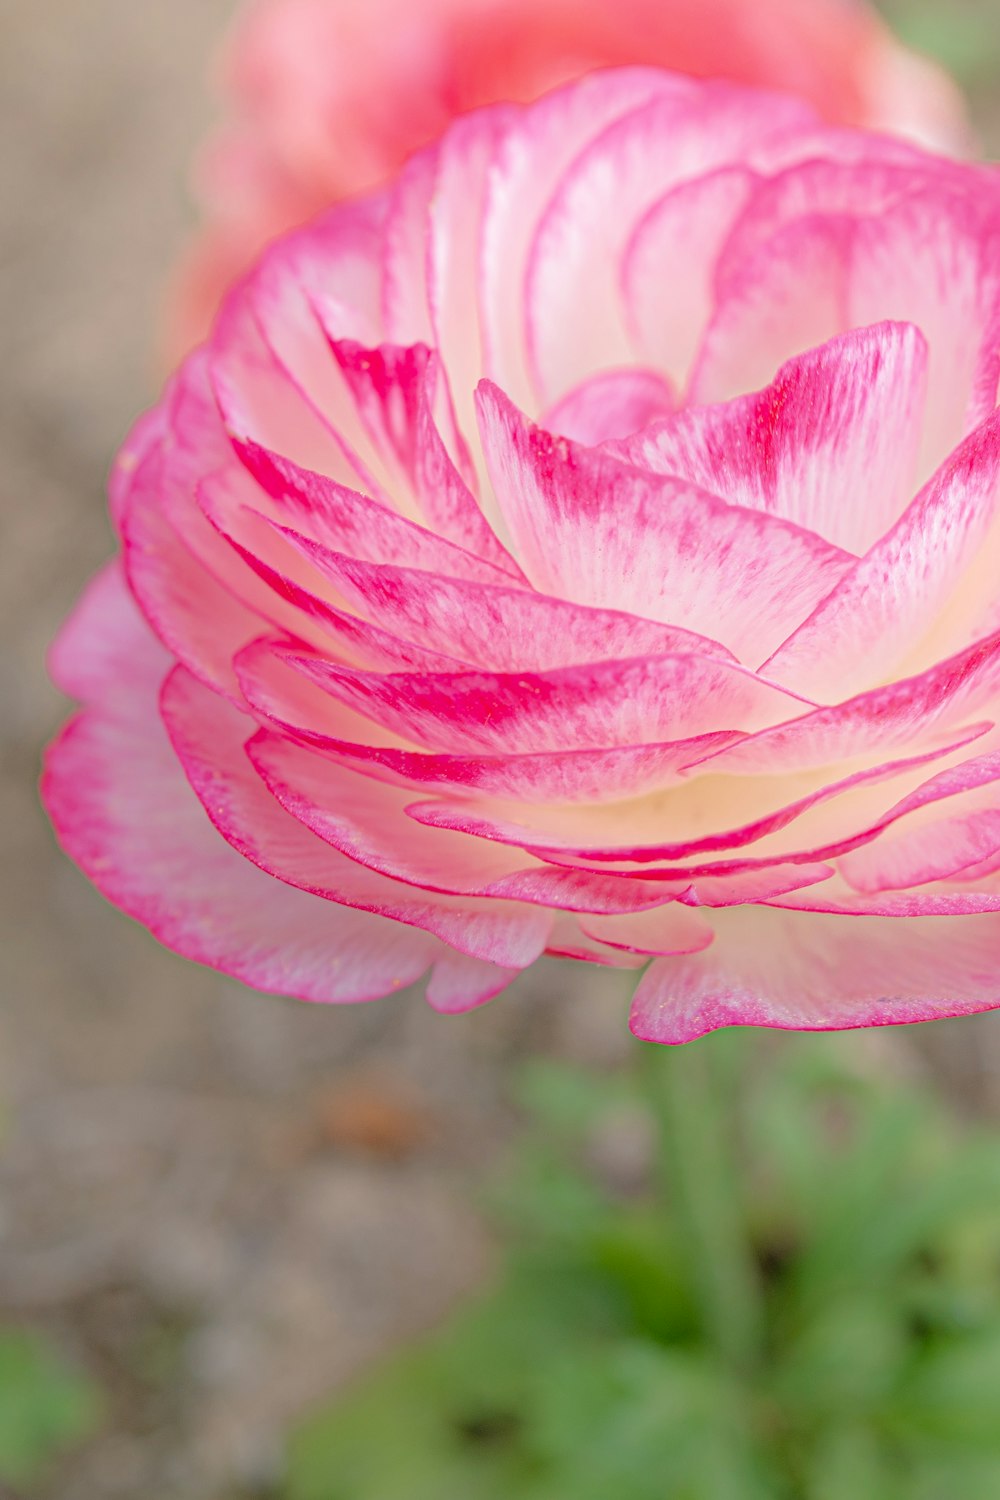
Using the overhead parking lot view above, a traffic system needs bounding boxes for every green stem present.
[638,1036,763,1373]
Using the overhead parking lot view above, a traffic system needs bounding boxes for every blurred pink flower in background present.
[165,0,968,360]
[46,71,1000,1041]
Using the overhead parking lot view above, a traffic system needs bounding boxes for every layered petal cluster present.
[166,0,968,358]
[47,72,1000,1041]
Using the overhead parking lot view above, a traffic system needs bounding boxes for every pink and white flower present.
[46,71,1000,1041]
[165,0,968,359]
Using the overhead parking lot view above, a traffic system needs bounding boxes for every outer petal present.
[161,667,553,969]
[42,564,440,1003]
[629,904,1000,1042]
[122,440,264,702]
[247,733,678,914]
[425,952,520,1014]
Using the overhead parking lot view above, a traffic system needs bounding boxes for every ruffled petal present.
[763,412,1000,698]
[42,565,442,1003]
[629,904,1000,1042]
[478,382,853,662]
[613,322,927,554]
[162,667,553,969]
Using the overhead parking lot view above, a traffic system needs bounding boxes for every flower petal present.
[629,904,1000,1042]
[478,381,854,662]
[42,565,441,1003]
[622,165,758,389]
[613,321,927,554]
[291,551,733,672]
[526,83,812,402]
[162,667,553,969]
[764,410,1000,698]
[273,646,810,755]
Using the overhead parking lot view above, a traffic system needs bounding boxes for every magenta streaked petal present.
[404,736,981,868]
[121,443,263,702]
[284,551,733,673]
[764,409,1000,697]
[478,382,853,662]
[249,733,682,913]
[275,648,809,755]
[614,322,927,555]
[234,679,745,803]
[691,632,1000,777]
[233,437,521,585]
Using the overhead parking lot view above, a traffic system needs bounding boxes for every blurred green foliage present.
[284,1033,1000,1500]
[879,0,996,80]
[0,1327,103,1489]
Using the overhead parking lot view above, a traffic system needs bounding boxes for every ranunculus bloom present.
[165,0,968,360]
[46,71,1000,1041]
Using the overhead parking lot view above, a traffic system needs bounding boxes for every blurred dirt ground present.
[2,2,1000,1496]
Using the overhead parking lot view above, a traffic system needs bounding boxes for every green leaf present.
[524,1340,773,1500]
[905,1450,1000,1500]
[787,1090,932,1307]
[771,1296,908,1422]
[0,1327,103,1488]
[888,1330,1000,1449]
[591,1211,697,1345]
[286,1336,527,1500]
[802,1423,899,1500]
[284,1035,1000,1500]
